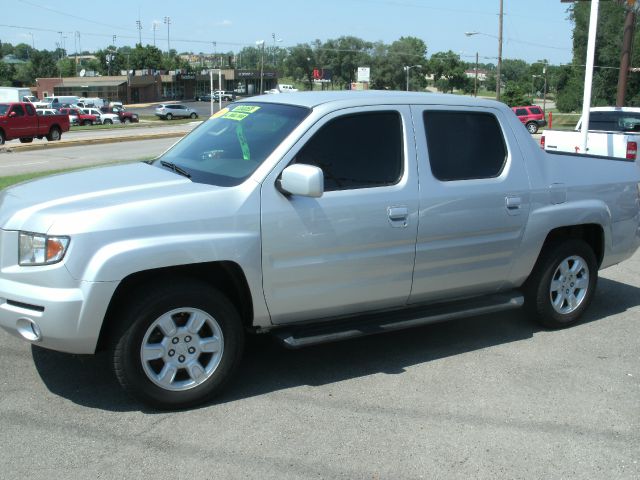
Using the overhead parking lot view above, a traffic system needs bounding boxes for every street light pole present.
[164,16,171,55]
[474,52,479,97]
[496,0,503,101]
[404,65,422,91]
[256,40,265,94]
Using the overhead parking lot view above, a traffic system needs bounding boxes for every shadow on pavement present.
[31,278,640,412]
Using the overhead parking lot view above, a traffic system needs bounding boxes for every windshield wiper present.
[160,160,191,178]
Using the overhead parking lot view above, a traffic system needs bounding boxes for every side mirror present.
[8,111,17,118]
[279,164,324,198]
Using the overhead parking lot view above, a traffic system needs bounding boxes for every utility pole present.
[136,20,142,46]
[496,0,503,101]
[474,51,479,97]
[164,17,171,55]
[153,22,158,47]
[616,0,637,107]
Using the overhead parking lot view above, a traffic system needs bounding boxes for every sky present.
[1,0,575,65]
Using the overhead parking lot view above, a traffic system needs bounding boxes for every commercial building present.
[35,69,279,103]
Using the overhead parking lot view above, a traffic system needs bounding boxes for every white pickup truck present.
[542,107,640,160]
[1,92,639,409]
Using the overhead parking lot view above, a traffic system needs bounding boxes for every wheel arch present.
[539,224,605,267]
[96,261,254,352]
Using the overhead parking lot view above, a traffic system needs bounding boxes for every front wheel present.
[190,112,197,119]
[526,122,538,134]
[525,239,598,329]
[0,130,5,145]
[112,281,244,409]
[165,113,173,120]
[122,117,131,124]
[104,119,113,125]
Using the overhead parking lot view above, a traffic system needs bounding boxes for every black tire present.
[0,130,5,145]
[104,119,113,125]
[112,281,244,409]
[190,112,197,119]
[526,122,538,134]
[524,239,598,329]
[165,113,173,120]
[46,127,61,141]
[19,137,34,143]
[123,117,131,124]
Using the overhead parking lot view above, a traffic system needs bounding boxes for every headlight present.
[19,232,70,266]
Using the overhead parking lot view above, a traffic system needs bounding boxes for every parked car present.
[213,90,235,101]
[58,107,97,126]
[82,108,120,125]
[0,92,638,409]
[155,104,199,120]
[0,101,69,144]
[277,84,299,93]
[512,105,547,134]
[36,108,61,116]
[198,94,212,102]
[542,107,640,159]
[100,106,139,124]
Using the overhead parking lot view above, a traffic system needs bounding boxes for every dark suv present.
[512,105,546,134]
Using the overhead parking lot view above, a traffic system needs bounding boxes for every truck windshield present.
[154,103,310,186]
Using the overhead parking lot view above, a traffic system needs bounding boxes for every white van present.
[43,96,80,107]
[0,87,35,103]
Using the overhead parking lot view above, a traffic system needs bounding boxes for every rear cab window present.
[422,110,507,181]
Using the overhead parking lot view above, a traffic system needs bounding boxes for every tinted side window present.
[515,108,528,116]
[25,104,35,115]
[529,107,542,114]
[295,111,403,192]
[424,111,506,181]
[11,105,25,116]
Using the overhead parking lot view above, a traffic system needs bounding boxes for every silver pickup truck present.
[1,92,639,409]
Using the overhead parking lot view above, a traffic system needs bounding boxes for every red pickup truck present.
[0,102,70,145]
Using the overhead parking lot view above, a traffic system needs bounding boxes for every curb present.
[0,131,186,153]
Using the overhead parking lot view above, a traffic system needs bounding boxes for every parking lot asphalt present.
[0,250,638,479]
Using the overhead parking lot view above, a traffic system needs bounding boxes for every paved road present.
[0,137,180,176]
[0,248,638,479]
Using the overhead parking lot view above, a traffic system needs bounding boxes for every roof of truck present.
[237,90,505,110]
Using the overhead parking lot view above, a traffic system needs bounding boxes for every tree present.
[428,50,468,93]
[129,44,163,70]
[556,2,628,111]
[283,43,316,89]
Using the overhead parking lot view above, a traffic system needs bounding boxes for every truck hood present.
[0,162,202,233]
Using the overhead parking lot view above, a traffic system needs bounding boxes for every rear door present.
[261,106,419,324]
[409,106,531,304]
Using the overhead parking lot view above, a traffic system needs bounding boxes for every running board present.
[273,292,524,349]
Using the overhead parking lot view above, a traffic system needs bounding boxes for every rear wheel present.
[112,281,244,409]
[525,239,598,328]
[83,120,92,126]
[526,122,538,134]
[19,137,34,143]
[46,127,61,141]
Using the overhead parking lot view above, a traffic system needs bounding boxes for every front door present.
[260,106,419,325]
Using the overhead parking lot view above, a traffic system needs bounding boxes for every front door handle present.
[388,206,409,227]
[505,196,522,216]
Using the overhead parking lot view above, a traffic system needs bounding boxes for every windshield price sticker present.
[211,108,229,119]
[232,105,261,114]
[222,112,249,121]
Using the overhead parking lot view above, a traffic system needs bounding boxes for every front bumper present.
[0,277,118,354]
